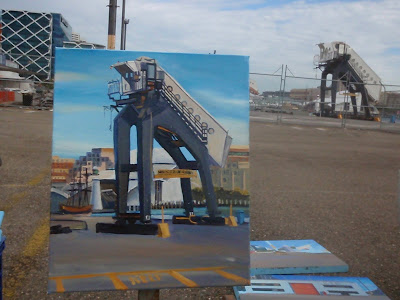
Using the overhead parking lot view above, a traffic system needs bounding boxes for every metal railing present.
[160,83,208,143]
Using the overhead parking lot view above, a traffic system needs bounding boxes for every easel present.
[138,289,160,300]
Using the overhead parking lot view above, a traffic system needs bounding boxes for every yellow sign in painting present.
[154,169,197,178]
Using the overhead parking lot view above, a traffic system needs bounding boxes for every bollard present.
[236,210,245,225]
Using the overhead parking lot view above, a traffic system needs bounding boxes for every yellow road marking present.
[109,274,128,290]
[22,218,49,257]
[49,266,247,292]
[49,266,228,281]
[4,217,50,298]
[129,276,141,285]
[27,168,50,186]
[169,270,198,287]
[0,167,50,212]
[0,191,28,212]
[139,275,148,283]
[55,278,65,293]
[214,269,250,285]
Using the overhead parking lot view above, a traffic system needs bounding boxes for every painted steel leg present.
[180,178,194,216]
[196,154,218,218]
[137,118,154,223]
[114,105,136,215]
[155,135,194,216]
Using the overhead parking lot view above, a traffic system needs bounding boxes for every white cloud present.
[3,0,400,91]
[53,140,100,157]
[55,71,94,82]
[218,117,249,146]
[54,103,104,114]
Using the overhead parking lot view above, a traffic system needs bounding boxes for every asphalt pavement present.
[0,106,399,299]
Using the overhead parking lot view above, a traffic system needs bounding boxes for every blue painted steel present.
[0,237,5,300]
[112,59,220,223]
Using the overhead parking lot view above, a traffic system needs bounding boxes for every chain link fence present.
[250,66,400,132]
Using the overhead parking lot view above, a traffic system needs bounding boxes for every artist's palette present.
[250,240,348,275]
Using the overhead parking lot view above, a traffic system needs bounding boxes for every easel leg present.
[138,289,160,300]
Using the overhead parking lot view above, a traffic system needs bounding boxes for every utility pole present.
[107,0,118,49]
[120,0,126,50]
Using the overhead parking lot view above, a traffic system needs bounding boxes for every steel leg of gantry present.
[331,71,339,114]
[137,117,154,223]
[155,135,194,216]
[114,104,138,216]
[320,71,328,115]
[196,153,218,218]
[153,109,220,219]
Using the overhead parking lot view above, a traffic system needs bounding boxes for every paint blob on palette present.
[234,275,390,300]
[49,49,250,293]
[251,240,348,275]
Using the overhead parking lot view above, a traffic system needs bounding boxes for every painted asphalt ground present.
[48,215,249,293]
[1,107,400,299]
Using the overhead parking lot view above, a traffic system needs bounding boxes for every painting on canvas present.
[48,49,250,292]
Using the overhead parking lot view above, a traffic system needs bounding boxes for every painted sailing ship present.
[60,167,92,214]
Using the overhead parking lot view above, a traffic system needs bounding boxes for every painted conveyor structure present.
[317,42,382,119]
[107,56,231,225]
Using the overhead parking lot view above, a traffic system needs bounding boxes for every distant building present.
[51,156,75,183]
[380,91,400,108]
[0,9,104,81]
[64,32,105,49]
[290,88,319,101]
[210,145,249,192]
[71,148,115,182]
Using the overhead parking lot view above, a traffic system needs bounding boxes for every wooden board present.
[250,240,348,275]
[234,275,390,299]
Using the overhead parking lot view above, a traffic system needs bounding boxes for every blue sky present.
[53,49,249,158]
[251,240,330,253]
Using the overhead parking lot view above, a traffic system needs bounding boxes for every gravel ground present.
[0,107,399,299]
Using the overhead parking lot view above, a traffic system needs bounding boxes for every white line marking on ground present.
[316,128,327,131]
[291,126,303,130]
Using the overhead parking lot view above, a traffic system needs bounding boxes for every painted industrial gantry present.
[98,56,232,232]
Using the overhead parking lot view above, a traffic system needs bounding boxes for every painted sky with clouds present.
[53,49,249,158]
[2,0,400,92]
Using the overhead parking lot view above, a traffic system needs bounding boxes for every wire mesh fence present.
[250,66,400,132]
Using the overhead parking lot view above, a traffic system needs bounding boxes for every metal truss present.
[1,10,53,81]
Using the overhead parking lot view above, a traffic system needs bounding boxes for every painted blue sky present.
[251,240,330,253]
[53,49,249,158]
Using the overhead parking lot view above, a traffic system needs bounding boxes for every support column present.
[114,107,133,215]
[137,118,154,223]
[196,155,218,218]
[320,71,328,115]
[331,71,339,114]
[155,135,194,216]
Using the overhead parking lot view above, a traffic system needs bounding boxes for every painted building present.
[209,145,249,192]
[71,148,115,182]
[51,156,75,183]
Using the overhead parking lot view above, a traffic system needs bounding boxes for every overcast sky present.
[2,0,400,91]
